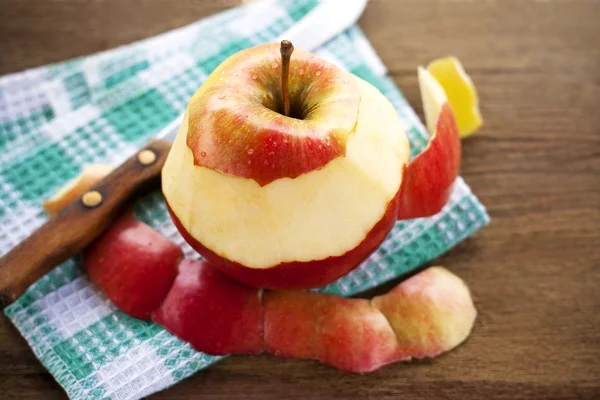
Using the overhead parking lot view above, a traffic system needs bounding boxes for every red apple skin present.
[152,259,264,355]
[151,263,475,373]
[263,266,475,373]
[83,215,183,320]
[186,43,360,187]
[264,291,400,373]
[397,103,461,220]
[314,297,401,372]
[165,187,399,290]
[262,291,320,360]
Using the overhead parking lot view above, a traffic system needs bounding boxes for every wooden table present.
[1,0,599,398]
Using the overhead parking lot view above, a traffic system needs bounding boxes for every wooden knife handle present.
[0,139,172,308]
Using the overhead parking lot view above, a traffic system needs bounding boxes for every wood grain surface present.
[1,0,599,399]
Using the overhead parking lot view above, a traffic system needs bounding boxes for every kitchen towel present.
[0,0,489,399]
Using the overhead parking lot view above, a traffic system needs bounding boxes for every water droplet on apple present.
[220,71,225,75]
[343,79,350,84]
[268,151,275,157]
[225,80,230,84]
[316,71,321,77]
[264,160,269,166]
[252,75,257,80]
[234,72,239,76]
[248,160,252,164]
[219,77,223,81]
[318,145,323,150]
[299,69,305,76]
[217,138,222,144]
[283,139,288,144]
[218,94,226,99]
[201,151,207,157]
[247,149,254,155]
[271,62,278,69]
[336,73,340,79]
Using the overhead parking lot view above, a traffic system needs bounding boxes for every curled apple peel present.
[397,102,461,220]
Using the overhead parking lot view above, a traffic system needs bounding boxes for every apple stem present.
[280,40,294,117]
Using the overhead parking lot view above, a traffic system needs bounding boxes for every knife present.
[0,0,368,307]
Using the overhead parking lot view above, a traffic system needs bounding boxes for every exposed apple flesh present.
[153,263,476,373]
[397,103,461,220]
[163,76,409,290]
[83,216,183,319]
[152,259,263,354]
[43,164,112,216]
[418,65,448,141]
[165,184,399,290]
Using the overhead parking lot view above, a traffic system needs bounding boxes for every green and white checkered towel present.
[0,0,489,398]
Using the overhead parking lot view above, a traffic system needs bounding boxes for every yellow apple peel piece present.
[419,57,483,138]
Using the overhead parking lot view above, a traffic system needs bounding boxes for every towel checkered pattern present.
[0,1,489,398]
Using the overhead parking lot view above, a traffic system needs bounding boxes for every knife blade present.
[0,0,368,307]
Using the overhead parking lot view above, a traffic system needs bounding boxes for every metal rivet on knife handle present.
[137,149,157,166]
[82,190,103,208]
[0,139,172,309]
